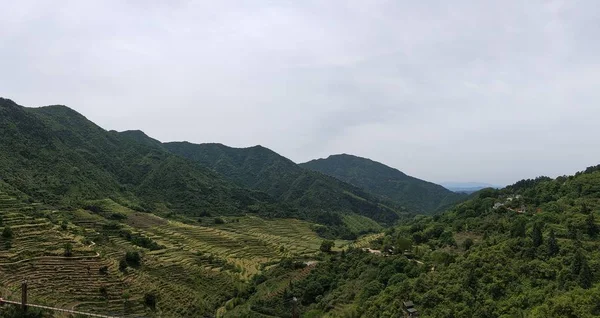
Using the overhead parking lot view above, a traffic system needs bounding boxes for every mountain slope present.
[164,142,402,231]
[300,154,466,213]
[0,97,271,216]
[243,164,600,317]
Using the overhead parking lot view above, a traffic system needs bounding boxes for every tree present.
[64,242,73,257]
[510,218,527,238]
[320,240,334,253]
[571,250,584,275]
[378,265,396,285]
[581,203,591,214]
[125,251,141,267]
[395,237,412,252]
[99,266,109,275]
[567,222,579,240]
[99,286,108,298]
[358,281,383,303]
[547,229,559,257]
[214,217,225,224]
[579,261,593,289]
[463,238,474,251]
[144,291,158,310]
[586,213,598,238]
[119,259,128,272]
[2,226,13,239]
[0,305,45,318]
[532,223,543,247]
[302,281,324,304]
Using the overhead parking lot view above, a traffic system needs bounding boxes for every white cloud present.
[1,0,599,185]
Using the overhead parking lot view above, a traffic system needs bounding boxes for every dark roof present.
[403,301,414,307]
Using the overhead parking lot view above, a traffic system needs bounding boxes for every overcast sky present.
[2,0,599,185]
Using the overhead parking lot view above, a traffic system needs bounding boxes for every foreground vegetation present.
[229,165,600,317]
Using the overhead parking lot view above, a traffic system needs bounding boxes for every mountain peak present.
[119,130,164,149]
[301,154,466,213]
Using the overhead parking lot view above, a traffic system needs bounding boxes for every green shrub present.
[2,226,13,239]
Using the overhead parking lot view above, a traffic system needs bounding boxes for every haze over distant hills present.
[440,182,500,194]
[300,154,467,214]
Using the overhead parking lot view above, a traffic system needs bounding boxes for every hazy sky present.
[2,1,599,185]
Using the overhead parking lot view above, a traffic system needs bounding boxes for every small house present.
[403,301,419,317]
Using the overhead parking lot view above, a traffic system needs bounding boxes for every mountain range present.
[0,97,463,237]
[3,97,600,317]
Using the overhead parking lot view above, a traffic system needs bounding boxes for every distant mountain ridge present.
[164,142,403,237]
[441,182,500,194]
[300,154,467,213]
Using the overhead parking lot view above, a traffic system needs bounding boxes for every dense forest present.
[0,98,273,216]
[231,164,600,317]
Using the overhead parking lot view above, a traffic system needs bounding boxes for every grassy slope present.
[300,154,467,214]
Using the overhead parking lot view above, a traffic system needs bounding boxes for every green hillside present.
[243,164,600,317]
[0,97,271,216]
[301,154,467,214]
[164,142,403,237]
[0,97,403,238]
[0,98,338,317]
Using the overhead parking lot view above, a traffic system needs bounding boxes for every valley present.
[1,97,599,318]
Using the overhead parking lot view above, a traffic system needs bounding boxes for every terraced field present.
[0,192,134,316]
[139,215,326,278]
[0,194,335,317]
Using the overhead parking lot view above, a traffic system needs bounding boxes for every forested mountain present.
[164,142,402,237]
[301,154,467,214]
[4,96,600,317]
[0,97,272,216]
[239,164,600,317]
[0,98,401,238]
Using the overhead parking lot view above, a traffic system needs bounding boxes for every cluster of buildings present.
[493,195,526,213]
